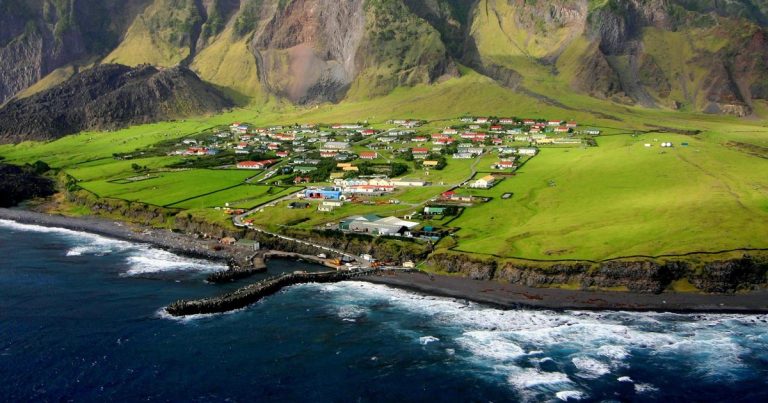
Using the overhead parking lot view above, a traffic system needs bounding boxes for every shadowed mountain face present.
[0,64,232,143]
[0,0,767,117]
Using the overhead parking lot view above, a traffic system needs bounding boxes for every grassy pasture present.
[79,169,255,207]
[448,133,768,260]
[169,185,302,209]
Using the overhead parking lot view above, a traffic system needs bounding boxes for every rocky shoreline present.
[361,272,768,314]
[2,208,768,314]
[0,208,255,265]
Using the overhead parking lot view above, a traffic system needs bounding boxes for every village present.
[164,116,602,245]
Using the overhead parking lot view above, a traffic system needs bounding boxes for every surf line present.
[166,269,406,316]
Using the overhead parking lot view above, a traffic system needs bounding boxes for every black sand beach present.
[362,271,768,313]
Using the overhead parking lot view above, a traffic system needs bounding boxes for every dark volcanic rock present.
[0,64,232,143]
[0,163,55,207]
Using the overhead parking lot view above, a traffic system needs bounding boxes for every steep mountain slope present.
[446,0,768,115]
[0,0,152,104]
[0,64,232,143]
[1,0,767,116]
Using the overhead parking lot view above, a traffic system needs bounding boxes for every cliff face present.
[0,0,152,105]
[1,0,767,115]
[0,64,232,143]
[429,253,768,294]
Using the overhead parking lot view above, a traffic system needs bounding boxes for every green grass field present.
[169,185,302,209]
[448,133,768,260]
[79,170,255,207]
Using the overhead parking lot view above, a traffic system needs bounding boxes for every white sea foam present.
[288,281,768,394]
[635,383,659,393]
[123,247,224,276]
[571,356,611,379]
[0,218,225,276]
[597,345,630,361]
[457,331,526,361]
[419,336,440,345]
[0,219,129,254]
[507,368,573,390]
[155,306,247,323]
[335,305,367,321]
[555,390,585,401]
[617,376,633,383]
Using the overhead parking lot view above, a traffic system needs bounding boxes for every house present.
[522,119,536,125]
[499,118,515,124]
[584,129,601,135]
[320,151,339,158]
[441,191,474,202]
[547,120,563,126]
[322,141,350,150]
[517,147,538,156]
[237,160,276,169]
[304,187,343,200]
[343,184,395,195]
[470,175,498,189]
[443,128,458,135]
[412,147,430,157]
[554,126,570,133]
[359,151,378,160]
[566,122,578,128]
[490,125,503,132]
[391,179,427,187]
[452,153,474,159]
[412,136,427,142]
[493,160,516,170]
[423,206,447,215]
[475,117,490,124]
[184,147,208,156]
[267,143,280,150]
[361,129,376,136]
[294,176,311,184]
[276,151,289,158]
[423,160,439,168]
[339,215,419,236]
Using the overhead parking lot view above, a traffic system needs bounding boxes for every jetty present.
[166,269,385,316]
[205,250,344,283]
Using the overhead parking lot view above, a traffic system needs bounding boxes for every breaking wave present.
[297,281,768,400]
[0,219,225,276]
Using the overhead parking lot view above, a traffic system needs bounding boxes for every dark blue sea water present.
[1,219,768,402]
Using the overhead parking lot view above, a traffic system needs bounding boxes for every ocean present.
[1,219,767,402]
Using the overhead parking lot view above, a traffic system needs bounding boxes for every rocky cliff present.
[0,162,55,207]
[2,0,767,116]
[429,252,768,293]
[0,64,232,143]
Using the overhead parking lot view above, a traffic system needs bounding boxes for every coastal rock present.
[0,163,55,207]
[690,256,768,292]
[428,253,768,294]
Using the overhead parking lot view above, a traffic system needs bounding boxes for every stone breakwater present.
[166,269,389,316]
